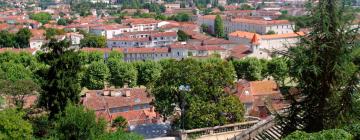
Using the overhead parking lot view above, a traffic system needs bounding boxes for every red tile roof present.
[80,48,112,53]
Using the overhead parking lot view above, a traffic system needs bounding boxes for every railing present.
[171,117,261,140]
[232,116,276,140]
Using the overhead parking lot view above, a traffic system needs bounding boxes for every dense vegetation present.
[0,28,32,48]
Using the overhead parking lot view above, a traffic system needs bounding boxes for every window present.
[177,52,180,56]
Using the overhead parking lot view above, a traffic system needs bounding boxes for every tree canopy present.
[29,12,52,24]
[152,59,244,129]
[107,58,137,87]
[214,15,224,38]
[0,109,33,139]
[80,35,106,48]
[38,39,82,118]
[82,61,110,90]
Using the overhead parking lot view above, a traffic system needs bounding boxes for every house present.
[82,87,160,126]
[89,24,132,39]
[234,80,288,118]
[229,31,304,59]
[29,36,46,50]
[122,47,171,61]
[66,32,84,48]
[164,3,181,9]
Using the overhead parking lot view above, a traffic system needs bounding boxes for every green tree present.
[57,18,68,25]
[30,12,52,24]
[281,0,360,135]
[152,59,244,129]
[45,28,65,39]
[112,116,128,131]
[218,5,225,11]
[82,61,110,90]
[108,51,124,60]
[0,109,33,139]
[0,62,32,82]
[177,30,190,41]
[214,15,224,38]
[232,58,267,81]
[107,58,137,87]
[266,30,276,35]
[134,61,162,86]
[55,103,106,140]
[0,80,40,109]
[238,4,254,10]
[15,28,32,48]
[267,57,288,86]
[283,129,353,140]
[38,39,82,118]
[80,35,106,48]
[0,31,15,48]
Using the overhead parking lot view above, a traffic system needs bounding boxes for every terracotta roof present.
[90,24,130,30]
[189,45,226,51]
[123,18,160,25]
[83,88,153,111]
[249,80,280,96]
[229,31,304,40]
[0,23,10,30]
[230,45,251,59]
[261,32,305,39]
[30,29,45,37]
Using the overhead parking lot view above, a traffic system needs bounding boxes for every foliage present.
[152,59,244,129]
[168,13,191,22]
[0,31,15,48]
[107,58,137,87]
[29,12,52,24]
[218,5,225,11]
[80,35,106,48]
[45,28,65,39]
[143,3,166,13]
[266,30,276,35]
[281,0,360,134]
[232,57,267,81]
[55,103,106,140]
[267,57,288,85]
[283,129,353,140]
[108,51,124,60]
[0,62,32,82]
[15,28,32,48]
[214,15,224,38]
[56,18,68,26]
[0,80,40,109]
[238,4,254,10]
[177,30,190,41]
[112,116,128,131]
[82,61,110,90]
[203,8,213,15]
[133,61,162,86]
[38,39,82,118]
[227,0,246,5]
[0,109,33,139]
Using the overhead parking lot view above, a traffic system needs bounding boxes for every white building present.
[229,31,304,59]
[225,18,295,35]
[107,31,177,48]
[197,15,295,35]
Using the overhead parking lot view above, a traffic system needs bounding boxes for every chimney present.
[123,83,129,88]
[103,90,110,96]
[125,90,131,97]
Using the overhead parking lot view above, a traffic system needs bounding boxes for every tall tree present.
[0,62,32,82]
[133,61,162,86]
[232,57,267,81]
[214,15,224,38]
[107,58,137,87]
[281,0,359,134]
[82,61,110,90]
[38,39,82,118]
[15,28,32,48]
[80,35,106,48]
[152,59,244,129]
